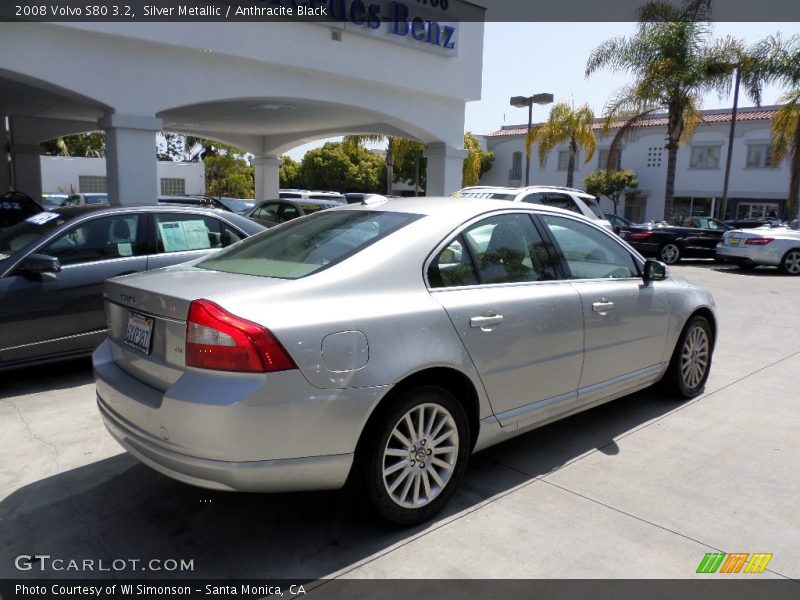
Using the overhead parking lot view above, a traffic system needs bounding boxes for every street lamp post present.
[510,93,554,186]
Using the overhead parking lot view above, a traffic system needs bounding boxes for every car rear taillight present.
[744,238,774,246]
[627,231,653,241]
[186,299,296,373]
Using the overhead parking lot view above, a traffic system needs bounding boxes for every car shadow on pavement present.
[1,357,94,398]
[0,386,683,580]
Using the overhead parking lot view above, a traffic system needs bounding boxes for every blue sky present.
[286,21,800,160]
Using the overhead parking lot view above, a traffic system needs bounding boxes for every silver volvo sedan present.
[94,197,716,524]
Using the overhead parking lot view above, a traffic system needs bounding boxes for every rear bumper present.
[715,244,781,267]
[99,397,353,492]
[94,339,387,492]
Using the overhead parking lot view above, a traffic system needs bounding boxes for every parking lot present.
[1,261,798,581]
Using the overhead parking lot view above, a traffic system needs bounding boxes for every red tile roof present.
[485,106,780,138]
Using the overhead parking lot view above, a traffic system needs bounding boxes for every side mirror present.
[20,253,61,274]
[643,258,667,282]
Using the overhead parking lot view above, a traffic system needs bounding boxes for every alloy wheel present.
[782,250,800,275]
[680,324,710,390]
[660,243,680,264]
[382,403,459,509]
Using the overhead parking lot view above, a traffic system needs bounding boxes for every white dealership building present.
[0,1,484,204]
[480,106,792,222]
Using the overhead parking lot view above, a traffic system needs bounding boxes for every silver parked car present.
[94,197,716,524]
[716,223,800,274]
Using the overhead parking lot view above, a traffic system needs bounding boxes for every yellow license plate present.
[729,237,740,245]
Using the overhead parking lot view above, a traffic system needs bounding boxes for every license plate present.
[124,312,154,354]
[729,237,740,245]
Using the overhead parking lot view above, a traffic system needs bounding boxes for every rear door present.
[0,213,147,363]
[538,213,670,403]
[428,211,584,426]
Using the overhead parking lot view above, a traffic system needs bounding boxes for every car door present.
[428,212,585,427]
[146,212,244,270]
[683,218,729,256]
[0,213,147,364]
[538,213,671,405]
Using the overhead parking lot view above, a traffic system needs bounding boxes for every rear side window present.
[154,213,236,253]
[198,210,420,279]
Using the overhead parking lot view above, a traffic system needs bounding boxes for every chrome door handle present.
[592,301,614,313]
[470,315,504,328]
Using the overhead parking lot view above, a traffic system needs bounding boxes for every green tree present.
[752,34,800,220]
[41,132,105,157]
[299,141,384,192]
[584,169,639,216]
[279,155,303,189]
[462,132,495,186]
[204,153,254,198]
[528,102,596,188]
[342,135,421,194]
[586,0,736,221]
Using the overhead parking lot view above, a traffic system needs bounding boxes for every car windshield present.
[583,197,605,219]
[216,198,252,214]
[198,209,420,279]
[0,211,70,259]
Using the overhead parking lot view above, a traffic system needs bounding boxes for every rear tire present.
[779,249,800,275]
[363,386,470,525]
[663,315,713,399]
[659,243,681,265]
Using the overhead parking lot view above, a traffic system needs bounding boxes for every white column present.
[253,156,281,201]
[9,143,42,199]
[424,142,467,196]
[99,114,162,206]
[0,117,10,193]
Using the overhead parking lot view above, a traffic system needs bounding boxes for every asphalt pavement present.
[1,261,798,582]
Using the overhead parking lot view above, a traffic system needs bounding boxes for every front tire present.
[663,315,713,399]
[364,386,470,525]
[659,243,681,265]
[779,249,800,275]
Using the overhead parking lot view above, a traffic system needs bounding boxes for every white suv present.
[454,186,613,231]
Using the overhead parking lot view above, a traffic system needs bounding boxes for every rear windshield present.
[197,209,420,279]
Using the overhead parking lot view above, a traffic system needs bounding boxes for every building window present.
[160,177,186,195]
[78,175,107,193]
[646,147,663,168]
[746,144,774,168]
[557,150,570,171]
[510,151,522,181]
[690,145,721,169]
[598,148,621,170]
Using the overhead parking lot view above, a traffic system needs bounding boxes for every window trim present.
[423,209,568,291]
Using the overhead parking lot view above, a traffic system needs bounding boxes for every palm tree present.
[528,102,596,188]
[585,0,735,221]
[752,34,800,221]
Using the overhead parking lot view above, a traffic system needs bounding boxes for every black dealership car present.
[0,205,265,369]
[621,216,732,264]
[245,198,343,227]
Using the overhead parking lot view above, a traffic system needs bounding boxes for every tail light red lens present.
[627,231,653,241]
[186,299,296,373]
[744,238,774,246]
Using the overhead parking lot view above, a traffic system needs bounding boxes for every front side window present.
[540,214,638,279]
[43,214,142,265]
[545,193,581,214]
[690,146,721,169]
[198,210,420,279]
[279,204,300,221]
